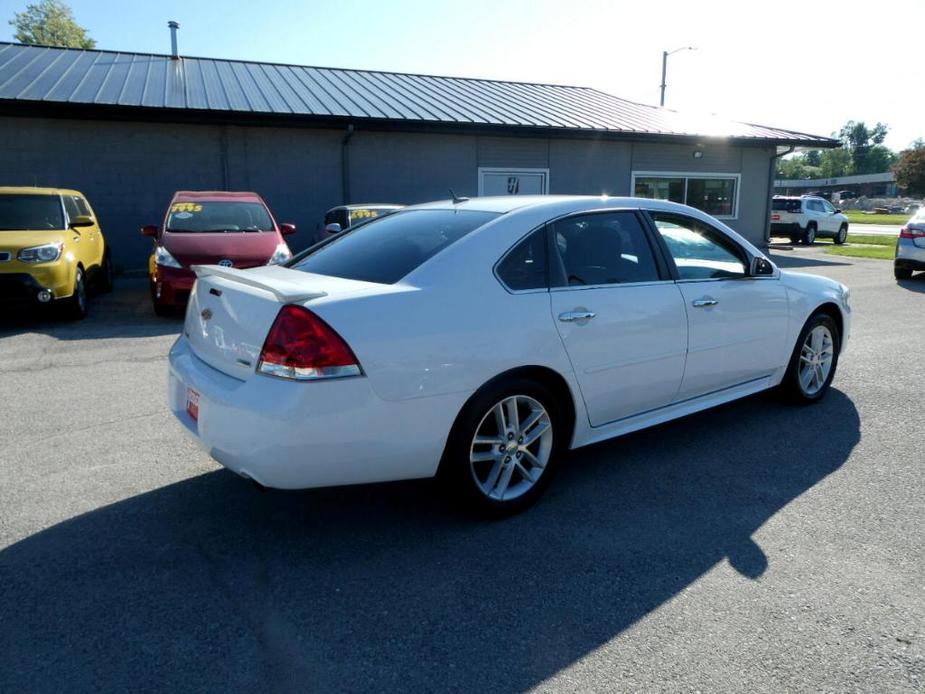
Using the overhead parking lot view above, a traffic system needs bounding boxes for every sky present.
[3,0,924,151]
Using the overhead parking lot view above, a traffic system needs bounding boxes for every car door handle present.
[558,311,596,322]
[692,298,718,308]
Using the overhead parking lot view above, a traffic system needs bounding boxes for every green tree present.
[837,120,895,174]
[893,148,925,196]
[777,156,809,179]
[804,150,822,167]
[819,148,852,178]
[9,0,95,49]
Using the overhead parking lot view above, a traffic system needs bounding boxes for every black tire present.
[438,376,567,517]
[781,312,840,404]
[153,300,173,317]
[97,251,115,293]
[834,224,848,245]
[62,267,88,320]
[789,235,800,245]
[803,223,817,245]
[894,266,913,280]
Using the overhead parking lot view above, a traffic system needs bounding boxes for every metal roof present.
[0,42,837,146]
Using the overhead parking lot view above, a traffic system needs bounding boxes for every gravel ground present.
[0,252,922,693]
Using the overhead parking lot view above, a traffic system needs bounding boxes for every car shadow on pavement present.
[896,274,925,293]
[768,252,853,269]
[0,278,182,340]
[0,389,860,693]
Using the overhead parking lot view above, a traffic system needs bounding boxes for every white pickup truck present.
[770,195,849,245]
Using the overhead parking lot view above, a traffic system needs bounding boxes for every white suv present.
[771,196,849,245]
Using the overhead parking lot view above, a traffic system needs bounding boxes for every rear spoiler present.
[192,265,327,304]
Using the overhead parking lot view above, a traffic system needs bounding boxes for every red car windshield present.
[166,201,273,233]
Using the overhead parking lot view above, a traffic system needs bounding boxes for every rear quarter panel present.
[309,277,574,404]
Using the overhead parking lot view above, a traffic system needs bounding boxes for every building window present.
[632,172,740,219]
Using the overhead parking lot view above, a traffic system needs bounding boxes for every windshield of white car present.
[165,201,274,233]
[289,209,499,284]
[0,194,65,231]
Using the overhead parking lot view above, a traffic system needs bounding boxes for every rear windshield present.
[772,199,803,213]
[166,201,273,233]
[0,194,64,231]
[290,209,498,284]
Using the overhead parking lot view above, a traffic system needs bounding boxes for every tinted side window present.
[550,211,660,287]
[650,213,746,280]
[497,228,547,290]
[62,195,80,222]
[291,209,498,284]
[324,210,348,227]
[75,197,91,216]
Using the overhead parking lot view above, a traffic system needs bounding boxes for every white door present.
[806,198,828,233]
[548,211,688,426]
[479,168,548,196]
[820,198,840,233]
[649,212,789,399]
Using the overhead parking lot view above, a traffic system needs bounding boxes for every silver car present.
[895,207,925,280]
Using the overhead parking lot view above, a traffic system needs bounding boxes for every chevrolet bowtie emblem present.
[201,308,213,320]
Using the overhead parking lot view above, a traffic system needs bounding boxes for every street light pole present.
[659,46,696,107]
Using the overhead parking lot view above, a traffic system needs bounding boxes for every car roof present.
[0,186,84,196]
[172,190,265,203]
[327,204,405,212]
[407,194,714,217]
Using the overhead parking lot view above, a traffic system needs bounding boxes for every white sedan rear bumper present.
[167,336,460,489]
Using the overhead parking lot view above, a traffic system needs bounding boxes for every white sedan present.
[168,196,851,515]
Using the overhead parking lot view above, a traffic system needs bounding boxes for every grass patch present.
[841,234,896,246]
[824,233,896,260]
[843,210,909,225]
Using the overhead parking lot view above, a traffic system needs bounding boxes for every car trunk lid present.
[183,265,383,380]
[771,199,802,223]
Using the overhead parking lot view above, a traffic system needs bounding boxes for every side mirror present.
[324,222,343,235]
[141,224,159,237]
[279,222,297,236]
[70,215,95,228]
[834,209,842,214]
[750,256,775,276]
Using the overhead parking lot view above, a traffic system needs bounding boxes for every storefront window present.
[634,177,685,204]
[633,174,738,217]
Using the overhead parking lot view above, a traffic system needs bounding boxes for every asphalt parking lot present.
[1,251,923,693]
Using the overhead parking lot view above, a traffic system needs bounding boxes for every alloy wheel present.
[469,395,553,501]
[799,325,834,396]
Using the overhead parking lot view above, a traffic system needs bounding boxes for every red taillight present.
[771,214,780,221]
[899,226,925,239]
[257,304,362,380]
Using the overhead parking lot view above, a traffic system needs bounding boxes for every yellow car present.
[0,187,113,319]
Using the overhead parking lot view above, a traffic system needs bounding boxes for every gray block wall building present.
[0,42,837,270]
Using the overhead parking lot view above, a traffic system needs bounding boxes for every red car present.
[143,191,295,315]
